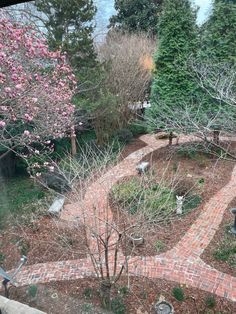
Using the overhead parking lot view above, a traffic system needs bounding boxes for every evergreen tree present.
[200,0,236,63]
[35,0,97,72]
[109,0,162,36]
[147,0,198,131]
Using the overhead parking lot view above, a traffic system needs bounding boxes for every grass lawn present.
[0,176,48,229]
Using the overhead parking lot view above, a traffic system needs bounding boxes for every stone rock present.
[48,196,65,216]
[136,161,150,174]
[41,172,71,193]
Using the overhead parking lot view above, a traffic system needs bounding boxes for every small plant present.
[172,286,185,301]
[83,287,93,299]
[111,296,126,314]
[198,177,205,185]
[19,239,30,256]
[118,286,129,297]
[0,252,5,265]
[173,162,178,173]
[28,285,38,298]
[154,240,165,253]
[81,303,93,313]
[205,295,216,308]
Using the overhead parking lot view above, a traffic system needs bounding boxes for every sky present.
[95,0,213,37]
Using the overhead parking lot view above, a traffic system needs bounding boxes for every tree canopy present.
[34,0,97,72]
[109,0,163,36]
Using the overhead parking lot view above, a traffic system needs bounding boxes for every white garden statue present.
[176,195,184,215]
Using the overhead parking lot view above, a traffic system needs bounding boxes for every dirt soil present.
[201,197,236,277]
[4,276,236,314]
[0,216,87,269]
[110,142,235,256]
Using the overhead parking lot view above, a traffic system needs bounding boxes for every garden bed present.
[0,216,87,269]
[201,197,236,277]
[4,276,236,314]
[110,143,235,256]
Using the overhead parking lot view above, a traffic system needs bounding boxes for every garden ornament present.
[176,195,184,215]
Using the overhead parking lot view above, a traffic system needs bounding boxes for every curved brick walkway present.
[6,134,236,302]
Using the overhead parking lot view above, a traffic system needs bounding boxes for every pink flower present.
[4,87,11,93]
[15,84,23,90]
[32,97,38,103]
[23,130,30,136]
[0,121,6,128]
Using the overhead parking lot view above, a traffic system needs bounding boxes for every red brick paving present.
[5,134,236,302]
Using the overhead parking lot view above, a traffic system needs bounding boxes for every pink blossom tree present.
[0,13,77,158]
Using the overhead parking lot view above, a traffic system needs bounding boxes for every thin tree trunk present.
[213,130,220,145]
[71,131,77,156]
[169,131,173,146]
[100,280,112,309]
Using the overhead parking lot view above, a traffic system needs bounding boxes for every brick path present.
[6,134,236,302]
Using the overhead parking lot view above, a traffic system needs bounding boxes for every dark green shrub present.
[111,296,126,314]
[115,128,133,144]
[128,122,147,136]
[205,295,216,308]
[118,286,129,297]
[172,286,185,301]
[83,287,93,299]
[183,194,202,212]
[28,285,38,298]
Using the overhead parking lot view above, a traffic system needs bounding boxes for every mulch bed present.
[6,276,236,313]
[201,197,236,277]
[0,216,87,269]
[110,142,235,256]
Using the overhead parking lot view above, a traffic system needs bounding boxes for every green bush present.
[172,286,185,302]
[115,128,133,144]
[128,122,147,136]
[183,194,202,212]
[111,296,126,314]
[205,295,216,308]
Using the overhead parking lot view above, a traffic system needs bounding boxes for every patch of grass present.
[0,177,48,229]
[111,177,176,220]
[205,295,216,308]
[172,286,185,301]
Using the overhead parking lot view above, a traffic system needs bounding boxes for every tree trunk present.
[213,130,220,145]
[71,132,77,156]
[169,131,173,146]
[100,280,112,310]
